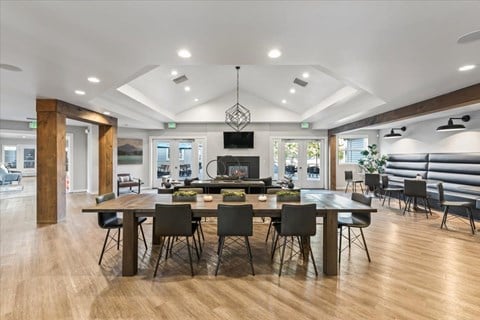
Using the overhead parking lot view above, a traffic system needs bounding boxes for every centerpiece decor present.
[222,191,246,202]
[172,190,198,202]
[276,190,301,202]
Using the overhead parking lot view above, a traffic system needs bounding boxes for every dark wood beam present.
[99,124,116,195]
[328,83,480,135]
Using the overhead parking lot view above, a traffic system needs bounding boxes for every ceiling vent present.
[293,77,308,87]
[173,75,188,84]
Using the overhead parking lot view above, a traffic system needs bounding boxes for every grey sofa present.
[0,164,22,185]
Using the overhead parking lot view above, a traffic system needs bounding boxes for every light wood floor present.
[1,181,479,319]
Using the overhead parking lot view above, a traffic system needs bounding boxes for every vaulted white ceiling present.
[1,1,479,129]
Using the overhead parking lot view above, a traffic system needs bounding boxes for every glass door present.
[152,138,205,188]
[276,139,325,189]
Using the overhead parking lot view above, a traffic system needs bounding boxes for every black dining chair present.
[215,204,255,276]
[95,192,148,265]
[437,183,476,234]
[403,179,431,218]
[271,204,318,277]
[364,173,381,197]
[380,175,404,209]
[153,204,200,277]
[345,171,364,193]
[338,193,372,263]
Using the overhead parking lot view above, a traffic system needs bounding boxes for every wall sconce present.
[436,115,470,132]
[384,126,406,139]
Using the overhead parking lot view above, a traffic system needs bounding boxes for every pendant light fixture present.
[436,115,470,132]
[384,126,406,139]
[225,66,251,131]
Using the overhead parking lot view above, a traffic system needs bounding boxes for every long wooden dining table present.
[82,192,376,276]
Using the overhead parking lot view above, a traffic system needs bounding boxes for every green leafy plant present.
[357,144,388,173]
[276,190,300,197]
[173,190,198,197]
[222,191,245,197]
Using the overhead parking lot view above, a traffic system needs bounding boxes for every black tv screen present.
[223,131,254,149]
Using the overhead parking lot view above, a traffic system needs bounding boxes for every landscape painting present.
[118,138,143,165]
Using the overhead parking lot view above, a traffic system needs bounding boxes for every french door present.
[152,138,205,187]
[274,139,325,189]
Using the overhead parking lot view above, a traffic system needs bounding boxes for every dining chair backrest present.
[365,173,380,188]
[351,192,372,226]
[404,179,427,198]
[280,204,317,236]
[345,171,353,181]
[381,175,389,189]
[95,192,117,228]
[217,204,253,236]
[154,204,193,236]
[178,187,203,194]
[437,183,445,203]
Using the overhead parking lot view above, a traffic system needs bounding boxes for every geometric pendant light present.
[225,66,251,131]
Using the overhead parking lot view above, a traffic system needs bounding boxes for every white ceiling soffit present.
[1,2,480,128]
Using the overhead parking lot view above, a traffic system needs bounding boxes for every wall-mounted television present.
[223,131,254,149]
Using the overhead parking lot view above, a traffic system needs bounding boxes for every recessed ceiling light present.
[75,90,86,95]
[302,72,310,78]
[87,76,100,83]
[177,49,192,58]
[184,86,191,92]
[268,49,282,59]
[103,111,110,115]
[0,63,22,72]
[22,136,26,139]
[281,99,287,104]
[171,70,178,76]
[458,64,476,72]
[194,98,199,102]
[289,88,296,94]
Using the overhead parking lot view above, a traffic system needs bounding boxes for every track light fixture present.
[384,126,406,139]
[436,115,470,132]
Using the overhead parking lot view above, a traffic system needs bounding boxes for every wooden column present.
[36,99,117,224]
[328,134,337,190]
[99,124,116,195]
[37,100,67,223]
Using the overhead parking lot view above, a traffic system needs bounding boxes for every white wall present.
[66,125,88,191]
[335,130,379,190]
[379,110,480,154]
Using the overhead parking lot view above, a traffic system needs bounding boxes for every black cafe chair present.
[153,204,200,277]
[95,192,148,265]
[438,183,476,234]
[345,171,364,193]
[271,204,318,277]
[215,204,255,276]
[380,175,404,209]
[338,193,372,263]
[403,179,432,218]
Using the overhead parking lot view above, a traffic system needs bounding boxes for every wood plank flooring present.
[1,180,479,319]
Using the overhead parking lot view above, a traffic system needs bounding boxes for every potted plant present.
[358,144,388,174]
[276,190,301,202]
[222,191,246,202]
[172,190,198,202]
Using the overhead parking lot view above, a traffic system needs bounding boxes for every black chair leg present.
[467,208,475,234]
[359,183,364,193]
[344,181,350,193]
[308,241,318,276]
[426,198,432,215]
[192,232,200,260]
[198,221,205,241]
[348,227,351,249]
[441,206,449,229]
[360,228,371,262]
[139,223,148,250]
[153,237,166,277]
[244,236,255,276]
[117,228,121,250]
[278,236,287,276]
[165,237,172,260]
[186,237,194,276]
[215,236,225,276]
[98,229,110,265]
[265,220,273,242]
[271,233,279,260]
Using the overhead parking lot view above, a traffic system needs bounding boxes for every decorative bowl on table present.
[258,195,267,202]
[172,190,198,202]
[203,195,213,202]
[222,191,246,202]
[276,190,301,202]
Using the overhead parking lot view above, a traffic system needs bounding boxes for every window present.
[338,137,368,164]
[3,146,17,168]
